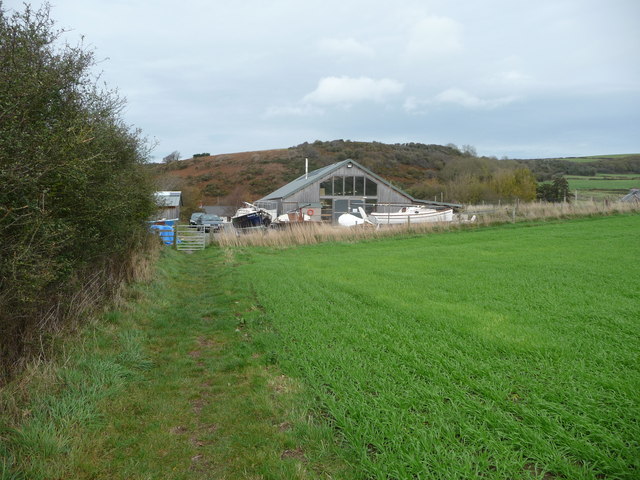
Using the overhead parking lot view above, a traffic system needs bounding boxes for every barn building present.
[258,159,458,223]
[153,191,183,222]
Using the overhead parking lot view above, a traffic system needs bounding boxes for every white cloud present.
[489,70,536,89]
[264,104,324,118]
[435,88,516,108]
[317,37,375,58]
[29,0,640,158]
[404,15,463,59]
[403,96,422,113]
[303,76,404,105]
[404,88,517,112]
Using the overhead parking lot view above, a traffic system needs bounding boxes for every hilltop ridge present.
[150,140,640,208]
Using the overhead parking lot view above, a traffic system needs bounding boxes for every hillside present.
[149,140,640,210]
[519,153,640,179]
[151,140,469,203]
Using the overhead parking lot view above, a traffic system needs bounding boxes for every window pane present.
[354,176,364,195]
[320,178,332,196]
[321,199,332,222]
[366,178,377,196]
[333,176,343,195]
[344,176,354,195]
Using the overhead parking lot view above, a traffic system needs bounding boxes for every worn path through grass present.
[1,247,355,479]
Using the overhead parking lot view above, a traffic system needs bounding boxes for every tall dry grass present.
[215,200,640,248]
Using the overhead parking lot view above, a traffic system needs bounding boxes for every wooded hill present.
[151,140,640,211]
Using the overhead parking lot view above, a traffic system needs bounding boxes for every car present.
[197,214,224,233]
[189,212,204,225]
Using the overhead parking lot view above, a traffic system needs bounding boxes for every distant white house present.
[153,191,183,221]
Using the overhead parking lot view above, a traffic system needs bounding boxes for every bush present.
[0,4,156,381]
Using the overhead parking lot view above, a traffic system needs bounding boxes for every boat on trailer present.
[370,205,454,225]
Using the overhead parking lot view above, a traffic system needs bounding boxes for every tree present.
[536,176,571,202]
[461,144,477,157]
[552,176,570,202]
[163,150,181,163]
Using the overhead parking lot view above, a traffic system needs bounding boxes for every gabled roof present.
[262,159,416,201]
[260,159,462,208]
[154,191,182,207]
[261,161,349,200]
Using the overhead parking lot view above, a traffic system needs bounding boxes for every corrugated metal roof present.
[261,161,348,200]
[154,191,182,207]
[621,188,640,202]
[260,159,462,208]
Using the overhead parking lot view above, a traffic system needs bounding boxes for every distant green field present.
[554,153,640,163]
[241,215,640,479]
[565,174,640,196]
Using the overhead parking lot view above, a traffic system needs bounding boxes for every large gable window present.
[320,178,332,196]
[320,175,378,197]
[333,176,343,195]
[366,178,377,196]
[344,176,354,195]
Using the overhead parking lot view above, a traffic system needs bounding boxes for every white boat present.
[370,205,454,225]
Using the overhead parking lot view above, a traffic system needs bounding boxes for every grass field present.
[550,154,640,163]
[241,215,640,479]
[566,175,640,191]
[563,174,640,200]
[2,214,639,479]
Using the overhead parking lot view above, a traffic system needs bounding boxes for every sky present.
[6,0,640,160]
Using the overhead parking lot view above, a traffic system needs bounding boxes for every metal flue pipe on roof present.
[305,158,308,179]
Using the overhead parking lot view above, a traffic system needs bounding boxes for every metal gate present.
[175,225,206,251]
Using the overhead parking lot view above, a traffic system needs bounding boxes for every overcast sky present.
[7,0,640,160]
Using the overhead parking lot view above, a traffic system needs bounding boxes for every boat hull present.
[371,208,453,225]
[232,211,271,230]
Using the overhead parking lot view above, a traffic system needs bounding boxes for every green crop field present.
[239,215,640,479]
[566,175,640,191]
[563,174,640,200]
[4,215,639,479]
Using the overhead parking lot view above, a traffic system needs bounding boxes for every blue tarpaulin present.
[149,224,174,245]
